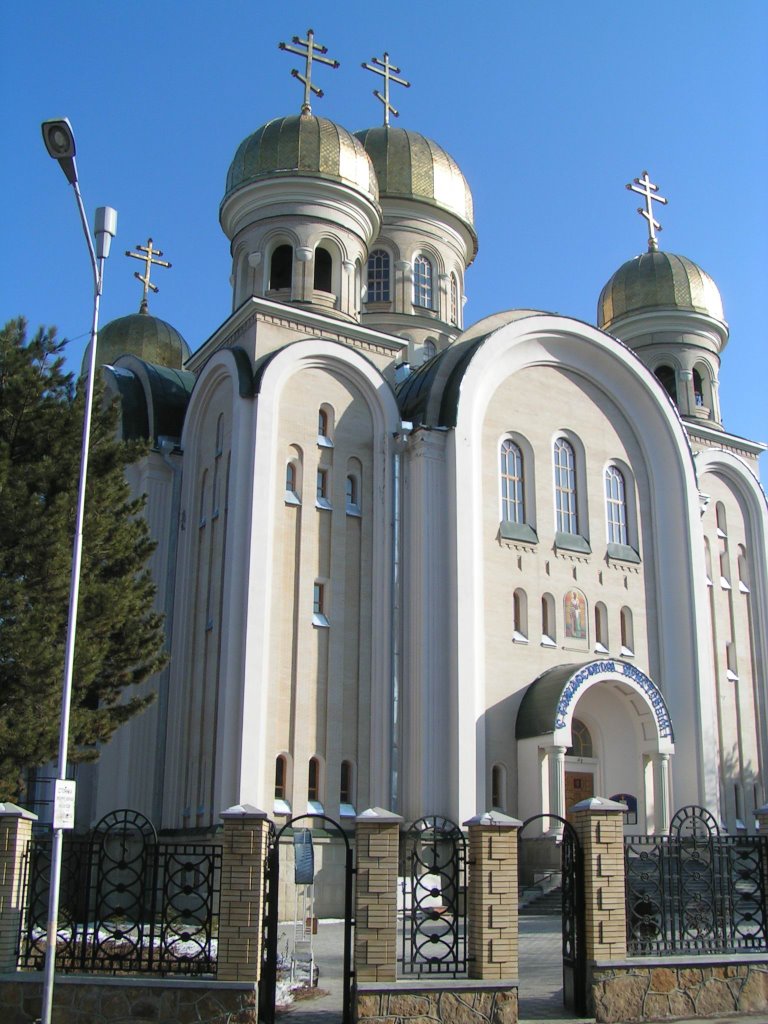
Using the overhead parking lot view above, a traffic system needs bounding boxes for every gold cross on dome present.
[626,170,668,251]
[279,28,340,114]
[362,52,411,125]
[125,238,171,311]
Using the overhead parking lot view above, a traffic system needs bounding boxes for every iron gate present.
[259,815,354,1024]
[519,814,586,1016]
[19,809,220,974]
[625,804,768,954]
[399,816,467,977]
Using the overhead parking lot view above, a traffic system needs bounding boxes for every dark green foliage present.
[0,318,166,800]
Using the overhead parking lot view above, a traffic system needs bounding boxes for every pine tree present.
[0,318,166,800]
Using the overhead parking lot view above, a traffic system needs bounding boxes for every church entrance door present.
[259,814,354,1024]
[565,771,594,823]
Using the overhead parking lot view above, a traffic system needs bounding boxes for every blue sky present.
[2,1,766,479]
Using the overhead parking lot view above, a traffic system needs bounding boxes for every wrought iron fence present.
[18,809,221,975]
[399,816,467,977]
[625,804,768,955]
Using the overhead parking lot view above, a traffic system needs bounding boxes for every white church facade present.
[83,41,768,842]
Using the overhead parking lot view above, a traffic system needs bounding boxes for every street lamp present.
[40,117,117,1024]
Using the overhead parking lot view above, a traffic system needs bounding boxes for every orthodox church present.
[84,33,768,840]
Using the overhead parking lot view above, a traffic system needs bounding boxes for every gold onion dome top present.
[83,309,190,375]
[598,250,725,331]
[354,126,477,254]
[224,113,378,202]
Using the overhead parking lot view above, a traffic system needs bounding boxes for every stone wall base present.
[0,973,257,1024]
[355,979,518,1024]
[590,958,768,1023]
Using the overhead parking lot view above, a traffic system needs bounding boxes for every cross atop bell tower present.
[362,52,411,125]
[125,238,171,313]
[279,28,340,115]
[626,170,668,252]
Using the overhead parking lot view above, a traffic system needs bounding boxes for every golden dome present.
[354,126,477,253]
[224,113,378,202]
[598,251,725,330]
[83,310,190,375]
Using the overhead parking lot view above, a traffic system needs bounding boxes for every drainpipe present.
[391,422,412,811]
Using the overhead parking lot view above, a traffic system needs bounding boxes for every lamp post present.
[40,118,117,1024]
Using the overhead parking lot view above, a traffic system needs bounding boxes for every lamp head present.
[41,118,78,185]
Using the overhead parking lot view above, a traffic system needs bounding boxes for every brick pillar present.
[571,796,627,963]
[464,811,521,980]
[0,803,37,971]
[217,804,270,981]
[354,807,402,982]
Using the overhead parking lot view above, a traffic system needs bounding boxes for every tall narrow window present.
[367,249,390,302]
[450,273,459,325]
[500,439,524,524]
[554,437,578,534]
[345,474,361,514]
[286,463,296,492]
[413,255,433,309]
[421,339,436,363]
[693,367,704,407]
[595,602,608,651]
[340,761,353,804]
[491,765,505,810]
[655,365,677,403]
[275,756,286,799]
[316,468,328,502]
[270,244,292,291]
[541,593,556,645]
[605,466,628,545]
[513,588,528,642]
[620,606,634,656]
[568,719,593,758]
[308,758,320,802]
[314,247,332,292]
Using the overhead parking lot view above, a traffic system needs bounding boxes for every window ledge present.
[316,498,332,511]
[500,521,538,544]
[317,435,334,448]
[273,799,291,815]
[720,577,732,590]
[620,645,634,658]
[555,531,591,554]
[739,581,750,594]
[307,800,324,815]
[512,632,528,644]
[594,642,609,655]
[541,636,557,648]
[285,491,301,506]
[726,669,739,682]
[339,803,356,818]
[607,542,640,563]
[312,613,330,628]
[346,504,361,517]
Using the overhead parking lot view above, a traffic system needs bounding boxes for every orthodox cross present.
[361,52,410,125]
[125,239,171,311]
[279,28,340,114]
[626,170,668,251]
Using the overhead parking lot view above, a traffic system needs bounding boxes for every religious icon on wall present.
[564,588,587,640]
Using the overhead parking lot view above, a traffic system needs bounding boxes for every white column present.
[550,745,567,827]
[654,753,671,833]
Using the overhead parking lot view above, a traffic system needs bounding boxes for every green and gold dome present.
[224,113,378,203]
[598,250,725,332]
[83,306,190,376]
[354,126,477,255]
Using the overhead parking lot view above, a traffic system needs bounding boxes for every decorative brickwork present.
[0,973,257,1023]
[355,981,518,1024]
[590,960,768,1022]
[217,804,270,982]
[464,812,521,981]
[0,804,36,972]
[354,808,403,983]
[571,797,627,963]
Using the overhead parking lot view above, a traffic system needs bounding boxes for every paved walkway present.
[274,918,767,1024]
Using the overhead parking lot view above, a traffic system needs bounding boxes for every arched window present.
[716,502,727,538]
[270,244,292,291]
[285,462,298,501]
[308,757,321,802]
[620,606,634,656]
[274,755,287,799]
[554,437,578,534]
[421,339,436,363]
[567,719,593,758]
[491,764,505,810]
[314,247,333,292]
[605,465,628,545]
[500,439,524,525]
[340,761,354,805]
[450,273,459,325]
[316,468,329,502]
[655,365,677,403]
[367,249,390,302]
[513,588,528,642]
[693,367,704,407]
[738,545,750,593]
[595,602,608,651]
[317,405,334,446]
[541,593,556,645]
[413,255,433,309]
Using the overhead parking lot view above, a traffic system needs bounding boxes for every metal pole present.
[39,179,109,1024]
